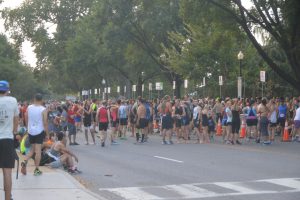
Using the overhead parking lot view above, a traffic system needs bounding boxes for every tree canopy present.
[1,0,299,99]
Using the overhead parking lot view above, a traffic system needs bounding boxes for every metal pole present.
[261,82,264,97]
[220,85,221,98]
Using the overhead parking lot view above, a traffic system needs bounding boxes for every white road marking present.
[99,177,300,200]
[101,187,163,200]
[259,178,300,190]
[153,156,183,163]
[214,181,261,194]
[164,184,217,198]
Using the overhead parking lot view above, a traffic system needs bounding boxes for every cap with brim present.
[0,80,9,92]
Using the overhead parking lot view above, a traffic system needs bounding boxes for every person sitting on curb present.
[44,132,80,174]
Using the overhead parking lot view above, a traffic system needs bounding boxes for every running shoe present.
[73,142,80,145]
[34,168,42,176]
[21,161,27,175]
[256,138,260,143]
[101,142,105,147]
[111,141,119,145]
[263,141,271,145]
[85,142,89,145]
[162,140,167,145]
[236,140,242,145]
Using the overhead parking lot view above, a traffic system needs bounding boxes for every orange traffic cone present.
[282,121,290,142]
[216,119,222,136]
[240,119,246,138]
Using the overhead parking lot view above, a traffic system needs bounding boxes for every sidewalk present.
[0,162,106,200]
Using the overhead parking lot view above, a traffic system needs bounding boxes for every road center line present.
[154,156,183,163]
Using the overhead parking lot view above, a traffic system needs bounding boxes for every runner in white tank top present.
[27,104,46,136]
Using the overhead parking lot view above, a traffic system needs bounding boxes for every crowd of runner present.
[17,95,300,147]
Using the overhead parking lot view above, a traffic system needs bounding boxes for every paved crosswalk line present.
[99,178,300,200]
[164,184,216,198]
[100,187,163,200]
[260,178,300,190]
[214,182,261,194]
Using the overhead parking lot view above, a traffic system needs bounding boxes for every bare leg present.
[90,128,96,143]
[3,168,12,200]
[34,144,42,169]
[84,128,89,144]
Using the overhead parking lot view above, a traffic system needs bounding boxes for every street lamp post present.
[237,51,244,99]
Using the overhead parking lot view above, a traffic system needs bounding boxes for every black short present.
[99,122,108,131]
[194,119,200,128]
[0,139,16,168]
[40,152,55,166]
[162,115,173,130]
[232,120,240,134]
[29,132,45,144]
[278,117,286,127]
[83,120,92,127]
[246,119,258,127]
[120,118,128,126]
[138,118,148,129]
[175,118,182,128]
[111,120,119,128]
[269,122,277,127]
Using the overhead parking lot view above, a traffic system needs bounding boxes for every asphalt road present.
[69,130,300,200]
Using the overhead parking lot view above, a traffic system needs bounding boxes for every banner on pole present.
[149,83,152,91]
[104,88,107,93]
[155,82,163,90]
[117,86,120,93]
[132,85,136,92]
[94,89,98,94]
[184,79,188,89]
[124,86,126,93]
[173,81,176,90]
[107,87,111,94]
[260,71,266,82]
[142,84,144,92]
[219,76,223,86]
[203,77,206,86]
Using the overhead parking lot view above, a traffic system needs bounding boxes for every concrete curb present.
[56,169,108,200]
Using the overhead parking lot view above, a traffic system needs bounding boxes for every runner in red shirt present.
[67,105,79,145]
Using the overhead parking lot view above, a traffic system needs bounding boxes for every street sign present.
[117,86,120,93]
[203,77,206,86]
[173,81,176,90]
[132,85,136,92]
[107,87,111,94]
[184,79,188,89]
[260,71,266,82]
[219,76,223,86]
[149,83,152,91]
[155,82,163,90]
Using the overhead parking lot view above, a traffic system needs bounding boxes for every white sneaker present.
[85,142,89,145]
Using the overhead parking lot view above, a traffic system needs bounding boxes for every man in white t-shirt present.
[0,80,19,200]
[21,93,48,176]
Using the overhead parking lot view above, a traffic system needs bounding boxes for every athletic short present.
[202,119,209,127]
[139,118,148,129]
[83,120,92,128]
[175,119,182,128]
[99,122,108,131]
[232,121,240,134]
[68,123,76,135]
[74,116,81,123]
[246,119,258,127]
[162,115,173,130]
[226,122,232,126]
[193,119,200,128]
[50,160,63,168]
[40,152,55,166]
[277,117,286,127]
[120,118,128,126]
[111,121,118,128]
[29,131,45,144]
[181,116,190,126]
[0,139,15,168]
[294,120,300,129]
[269,122,277,127]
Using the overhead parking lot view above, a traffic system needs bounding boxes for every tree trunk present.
[174,75,183,98]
